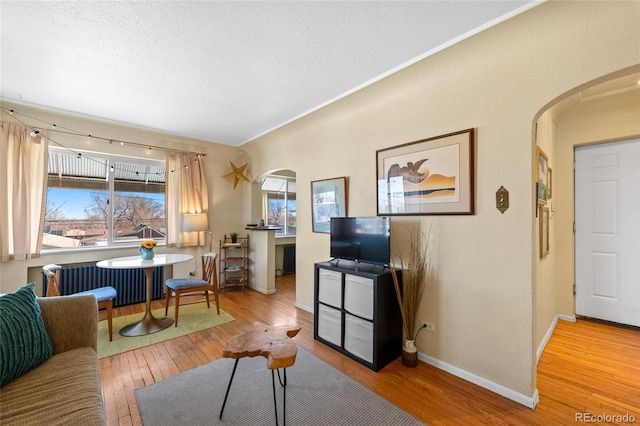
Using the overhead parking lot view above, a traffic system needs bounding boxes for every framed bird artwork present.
[376,128,475,215]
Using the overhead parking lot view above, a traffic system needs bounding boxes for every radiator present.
[283,244,296,275]
[42,263,164,307]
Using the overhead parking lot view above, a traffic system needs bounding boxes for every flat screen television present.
[330,217,390,266]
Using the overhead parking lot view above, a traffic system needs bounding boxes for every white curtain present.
[165,152,209,247]
[1,121,48,261]
[262,191,268,224]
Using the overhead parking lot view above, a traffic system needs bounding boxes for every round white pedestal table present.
[97,253,193,336]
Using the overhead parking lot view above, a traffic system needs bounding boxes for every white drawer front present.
[318,269,342,308]
[317,304,342,346]
[344,313,374,364]
[344,274,374,320]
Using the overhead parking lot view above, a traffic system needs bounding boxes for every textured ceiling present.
[1,1,539,146]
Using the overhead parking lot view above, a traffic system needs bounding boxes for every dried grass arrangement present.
[390,222,433,341]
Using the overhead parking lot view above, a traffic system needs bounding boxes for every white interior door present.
[575,139,640,327]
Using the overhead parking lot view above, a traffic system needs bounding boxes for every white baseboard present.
[295,302,313,313]
[537,315,559,364]
[253,288,277,295]
[412,313,577,410]
[418,352,539,409]
[537,313,576,364]
[558,313,576,322]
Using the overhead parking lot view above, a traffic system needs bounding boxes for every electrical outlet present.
[421,320,436,332]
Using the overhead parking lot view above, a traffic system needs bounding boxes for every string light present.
[1,106,205,156]
[1,106,207,178]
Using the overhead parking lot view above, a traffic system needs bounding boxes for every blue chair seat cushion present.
[166,278,208,290]
[76,286,117,303]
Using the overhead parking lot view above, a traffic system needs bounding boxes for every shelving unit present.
[314,260,402,372]
[219,234,249,291]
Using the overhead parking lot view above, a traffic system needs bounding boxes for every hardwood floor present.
[100,275,640,425]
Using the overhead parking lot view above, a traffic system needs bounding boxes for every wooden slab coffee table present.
[219,322,301,426]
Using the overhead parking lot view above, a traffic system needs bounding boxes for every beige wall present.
[239,1,640,401]
[1,0,639,408]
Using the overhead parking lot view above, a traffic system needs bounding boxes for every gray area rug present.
[135,346,424,426]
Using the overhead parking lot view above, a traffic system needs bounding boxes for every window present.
[262,175,296,236]
[44,148,166,249]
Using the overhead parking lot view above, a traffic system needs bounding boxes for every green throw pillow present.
[0,282,53,387]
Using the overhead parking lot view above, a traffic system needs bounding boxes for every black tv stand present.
[313,261,402,371]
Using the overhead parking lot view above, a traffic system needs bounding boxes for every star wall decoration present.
[223,161,250,189]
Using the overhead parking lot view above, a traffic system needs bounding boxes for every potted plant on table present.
[390,222,433,367]
[230,232,238,244]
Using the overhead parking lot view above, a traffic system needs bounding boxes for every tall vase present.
[140,247,155,260]
[402,338,418,367]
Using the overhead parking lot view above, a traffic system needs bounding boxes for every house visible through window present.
[44,148,166,249]
[262,175,296,236]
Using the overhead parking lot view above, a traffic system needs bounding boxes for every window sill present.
[275,235,295,246]
[40,243,167,256]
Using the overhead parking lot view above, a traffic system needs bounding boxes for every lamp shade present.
[183,213,209,232]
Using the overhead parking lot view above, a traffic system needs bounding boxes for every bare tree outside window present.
[268,198,286,227]
[85,193,163,229]
[45,190,67,222]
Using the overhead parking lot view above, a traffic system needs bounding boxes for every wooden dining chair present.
[164,252,220,327]
[42,264,117,341]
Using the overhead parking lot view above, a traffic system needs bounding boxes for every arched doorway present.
[534,69,640,358]
[253,168,297,296]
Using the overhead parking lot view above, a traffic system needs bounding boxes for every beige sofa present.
[0,294,107,426]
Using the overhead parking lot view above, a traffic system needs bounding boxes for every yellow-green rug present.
[97,301,234,358]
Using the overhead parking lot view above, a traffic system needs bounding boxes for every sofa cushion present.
[0,347,106,426]
[0,283,53,387]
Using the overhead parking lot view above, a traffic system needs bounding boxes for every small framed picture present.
[539,206,549,258]
[536,146,548,205]
[311,177,348,233]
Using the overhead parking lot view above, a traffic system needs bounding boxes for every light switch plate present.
[496,186,509,214]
